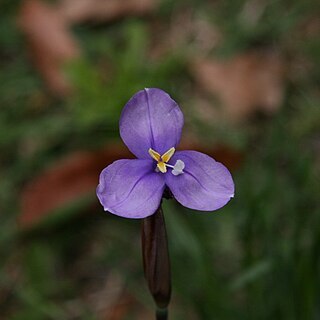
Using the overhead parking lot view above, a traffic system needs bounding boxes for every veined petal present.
[120,88,184,159]
[165,151,234,211]
[97,159,165,218]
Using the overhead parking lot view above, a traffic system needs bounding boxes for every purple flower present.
[97,88,235,218]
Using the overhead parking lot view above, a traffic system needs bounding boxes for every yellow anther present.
[148,148,161,161]
[161,147,175,163]
[157,162,167,173]
[148,147,176,173]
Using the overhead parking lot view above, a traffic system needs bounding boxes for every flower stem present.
[156,308,168,320]
[141,204,171,319]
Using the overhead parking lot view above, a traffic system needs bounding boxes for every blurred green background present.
[1,0,320,319]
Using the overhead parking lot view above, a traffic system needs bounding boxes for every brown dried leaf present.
[150,9,221,60]
[58,0,157,24]
[18,0,80,96]
[19,145,132,228]
[192,50,285,121]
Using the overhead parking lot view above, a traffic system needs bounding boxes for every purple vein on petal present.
[97,161,127,196]
[107,161,128,189]
[182,169,211,193]
[127,184,165,212]
[180,153,232,190]
[109,171,155,211]
[167,105,180,147]
[183,170,232,198]
[144,88,155,149]
[97,159,166,218]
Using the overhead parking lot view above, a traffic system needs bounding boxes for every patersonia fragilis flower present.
[97,88,234,218]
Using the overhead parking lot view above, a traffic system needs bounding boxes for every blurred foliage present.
[68,20,187,130]
[0,0,320,319]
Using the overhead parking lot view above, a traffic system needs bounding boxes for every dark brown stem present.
[156,308,168,320]
[141,205,171,318]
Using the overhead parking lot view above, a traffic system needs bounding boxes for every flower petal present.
[120,88,184,159]
[97,159,165,218]
[165,151,234,211]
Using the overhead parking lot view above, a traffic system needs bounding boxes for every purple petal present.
[165,151,235,211]
[120,88,184,159]
[97,159,165,219]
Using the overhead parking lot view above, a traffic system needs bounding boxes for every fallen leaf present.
[192,50,285,121]
[19,144,132,229]
[18,0,157,96]
[150,8,221,60]
[18,0,80,96]
[57,0,157,24]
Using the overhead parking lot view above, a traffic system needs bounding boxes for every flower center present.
[148,147,185,175]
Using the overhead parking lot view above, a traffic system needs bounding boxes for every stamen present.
[172,160,185,176]
[148,148,161,161]
[161,147,175,163]
[148,147,183,175]
[157,161,167,173]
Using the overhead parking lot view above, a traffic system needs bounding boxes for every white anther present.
[171,160,185,176]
